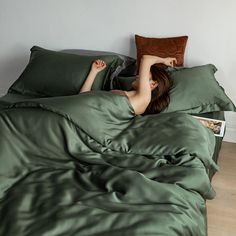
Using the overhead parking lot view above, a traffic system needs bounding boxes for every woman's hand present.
[80,59,107,93]
[163,57,177,67]
[91,59,107,73]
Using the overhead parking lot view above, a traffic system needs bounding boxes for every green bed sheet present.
[0,91,219,236]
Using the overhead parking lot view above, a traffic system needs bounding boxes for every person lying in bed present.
[80,55,177,115]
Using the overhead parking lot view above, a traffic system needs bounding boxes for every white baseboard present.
[223,127,236,143]
[224,112,236,143]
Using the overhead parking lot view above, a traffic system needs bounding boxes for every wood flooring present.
[207,141,236,236]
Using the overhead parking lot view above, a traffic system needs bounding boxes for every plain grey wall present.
[0,0,236,141]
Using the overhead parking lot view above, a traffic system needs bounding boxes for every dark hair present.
[143,65,173,115]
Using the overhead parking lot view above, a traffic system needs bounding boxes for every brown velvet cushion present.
[135,35,188,69]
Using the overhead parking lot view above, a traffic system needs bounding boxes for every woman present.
[80,55,177,115]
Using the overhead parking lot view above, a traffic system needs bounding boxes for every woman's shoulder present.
[110,90,148,115]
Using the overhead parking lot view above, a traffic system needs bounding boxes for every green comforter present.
[0,91,217,236]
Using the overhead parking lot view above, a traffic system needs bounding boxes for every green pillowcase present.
[114,64,236,113]
[165,64,235,113]
[113,76,136,91]
[8,46,124,97]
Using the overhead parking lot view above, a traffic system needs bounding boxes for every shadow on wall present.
[129,35,136,59]
[107,35,136,59]
[0,46,30,93]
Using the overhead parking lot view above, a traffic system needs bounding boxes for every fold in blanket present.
[0,91,217,236]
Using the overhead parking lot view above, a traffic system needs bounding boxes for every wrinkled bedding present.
[0,91,217,236]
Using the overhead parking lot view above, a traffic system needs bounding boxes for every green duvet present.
[0,91,217,236]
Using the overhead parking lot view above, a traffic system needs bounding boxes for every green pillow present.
[8,46,124,97]
[165,64,236,113]
[113,76,136,91]
[114,64,236,113]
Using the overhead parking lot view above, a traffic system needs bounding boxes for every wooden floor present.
[207,141,236,236]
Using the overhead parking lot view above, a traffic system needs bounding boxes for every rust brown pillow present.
[135,35,188,69]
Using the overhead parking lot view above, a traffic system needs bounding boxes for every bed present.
[0,45,235,236]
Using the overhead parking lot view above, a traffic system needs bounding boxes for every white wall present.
[1,0,236,142]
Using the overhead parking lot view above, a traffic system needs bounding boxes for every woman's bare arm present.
[80,60,107,93]
[129,55,177,114]
[80,70,98,93]
[138,55,176,96]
